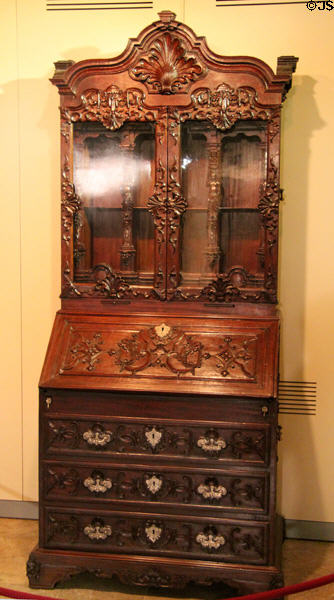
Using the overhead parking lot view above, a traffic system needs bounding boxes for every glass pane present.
[73,121,155,285]
[180,120,266,288]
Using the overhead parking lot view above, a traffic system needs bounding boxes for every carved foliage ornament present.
[258,159,282,248]
[90,264,137,299]
[111,323,204,376]
[130,32,206,94]
[186,84,271,131]
[60,323,258,380]
[199,267,269,304]
[62,85,156,131]
[60,327,105,373]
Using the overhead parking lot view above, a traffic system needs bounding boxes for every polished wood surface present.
[28,10,297,598]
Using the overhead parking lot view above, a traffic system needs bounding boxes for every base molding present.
[285,519,334,542]
[0,500,38,520]
[27,546,283,597]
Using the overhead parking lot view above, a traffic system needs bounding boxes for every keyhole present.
[45,397,52,409]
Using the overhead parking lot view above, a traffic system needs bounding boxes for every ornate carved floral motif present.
[62,261,81,298]
[60,327,105,373]
[229,431,265,460]
[215,336,256,378]
[110,323,204,376]
[59,323,260,380]
[147,158,167,249]
[61,155,82,247]
[46,418,267,464]
[259,159,282,248]
[26,559,40,584]
[90,264,137,299]
[130,32,205,94]
[121,568,175,588]
[200,267,266,303]
[229,479,264,508]
[45,511,264,560]
[47,514,80,544]
[47,420,81,450]
[47,467,80,496]
[188,84,270,131]
[63,86,156,131]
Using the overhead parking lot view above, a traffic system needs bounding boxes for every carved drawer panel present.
[43,508,269,565]
[40,313,279,397]
[43,417,270,466]
[43,461,269,515]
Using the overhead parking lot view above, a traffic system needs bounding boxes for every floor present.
[1,519,333,599]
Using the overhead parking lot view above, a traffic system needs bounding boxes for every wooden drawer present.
[43,415,271,467]
[42,460,270,516]
[43,507,269,565]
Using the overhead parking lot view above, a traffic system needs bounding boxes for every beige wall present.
[1,0,333,522]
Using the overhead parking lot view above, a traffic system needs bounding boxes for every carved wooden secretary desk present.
[27,11,297,597]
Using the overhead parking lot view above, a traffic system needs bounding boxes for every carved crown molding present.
[51,12,297,102]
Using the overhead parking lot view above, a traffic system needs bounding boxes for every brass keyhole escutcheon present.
[154,323,171,338]
[45,397,52,409]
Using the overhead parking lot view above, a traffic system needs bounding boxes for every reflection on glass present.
[181,120,266,289]
[73,122,155,285]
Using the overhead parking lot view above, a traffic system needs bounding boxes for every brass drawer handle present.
[84,520,112,540]
[82,426,112,447]
[83,473,112,493]
[197,480,227,500]
[197,429,227,453]
[196,526,226,550]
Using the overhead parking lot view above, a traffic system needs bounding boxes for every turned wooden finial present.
[158,10,176,23]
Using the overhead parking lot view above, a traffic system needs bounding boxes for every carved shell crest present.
[130,33,205,94]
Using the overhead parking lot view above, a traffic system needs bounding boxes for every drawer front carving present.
[43,463,269,513]
[44,509,268,565]
[44,418,270,465]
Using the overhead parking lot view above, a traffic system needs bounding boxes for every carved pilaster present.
[148,115,168,296]
[204,130,222,277]
[120,184,136,273]
[119,130,136,275]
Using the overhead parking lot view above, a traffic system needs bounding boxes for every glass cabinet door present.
[72,121,156,288]
[178,119,267,296]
